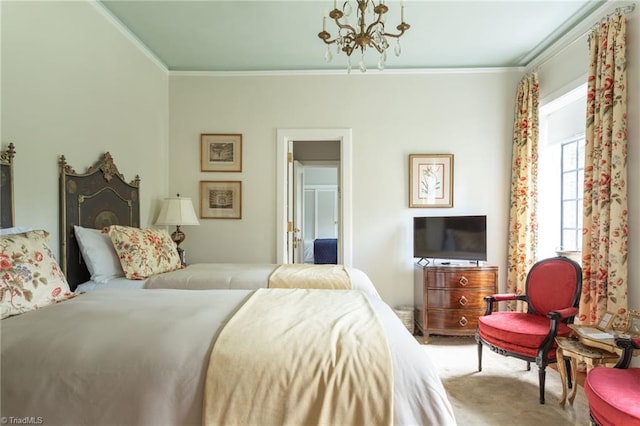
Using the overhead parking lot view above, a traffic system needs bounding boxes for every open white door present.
[293,160,305,263]
[276,128,352,266]
[285,141,295,263]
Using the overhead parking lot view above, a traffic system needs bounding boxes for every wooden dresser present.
[414,264,498,343]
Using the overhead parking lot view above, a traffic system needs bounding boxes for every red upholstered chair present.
[585,337,640,426]
[475,256,582,404]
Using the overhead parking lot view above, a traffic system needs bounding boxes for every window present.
[537,83,587,259]
[560,138,584,251]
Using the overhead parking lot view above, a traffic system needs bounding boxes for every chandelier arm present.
[332,18,356,34]
[319,36,338,46]
[318,19,357,46]
[382,24,411,39]
[364,13,384,35]
[368,40,385,54]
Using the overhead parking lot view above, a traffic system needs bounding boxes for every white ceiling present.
[98,0,613,72]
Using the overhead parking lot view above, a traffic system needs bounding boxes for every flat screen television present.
[413,215,487,263]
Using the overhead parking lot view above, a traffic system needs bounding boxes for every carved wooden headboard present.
[0,143,16,228]
[59,152,140,290]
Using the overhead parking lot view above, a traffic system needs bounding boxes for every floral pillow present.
[1,230,72,318]
[107,225,182,280]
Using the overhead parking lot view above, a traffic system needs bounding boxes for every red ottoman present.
[585,366,640,426]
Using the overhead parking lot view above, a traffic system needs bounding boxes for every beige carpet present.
[421,335,590,426]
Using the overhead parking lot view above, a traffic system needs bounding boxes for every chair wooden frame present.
[475,256,582,404]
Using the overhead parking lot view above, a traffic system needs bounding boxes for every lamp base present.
[171,226,186,246]
[172,226,187,266]
[176,247,186,266]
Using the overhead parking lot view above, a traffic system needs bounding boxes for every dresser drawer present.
[415,264,498,342]
[426,309,483,334]
[425,269,497,289]
[426,288,490,309]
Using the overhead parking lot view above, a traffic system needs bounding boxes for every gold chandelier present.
[318,0,410,73]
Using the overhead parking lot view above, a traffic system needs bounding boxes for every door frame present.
[276,128,353,266]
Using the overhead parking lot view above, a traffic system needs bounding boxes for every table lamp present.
[155,194,200,264]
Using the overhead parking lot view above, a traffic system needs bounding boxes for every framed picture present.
[597,311,616,331]
[199,181,242,219]
[200,134,242,172]
[409,154,453,208]
[626,310,640,336]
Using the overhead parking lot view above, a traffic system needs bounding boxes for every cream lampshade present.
[155,194,199,263]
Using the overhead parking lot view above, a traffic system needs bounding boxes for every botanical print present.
[506,73,539,312]
[409,154,452,208]
[418,163,444,200]
[578,14,628,327]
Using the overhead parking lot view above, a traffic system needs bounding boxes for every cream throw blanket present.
[268,264,351,289]
[203,288,393,426]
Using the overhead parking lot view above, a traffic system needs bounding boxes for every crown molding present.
[526,1,637,72]
[169,66,524,78]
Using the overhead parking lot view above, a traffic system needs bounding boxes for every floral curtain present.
[506,73,539,312]
[578,15,628,326]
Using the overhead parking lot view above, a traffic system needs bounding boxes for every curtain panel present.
[578,14,628,326]
[506,73,539,312]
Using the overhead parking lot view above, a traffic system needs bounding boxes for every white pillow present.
[0,226,32,236]
[74,226,125,283]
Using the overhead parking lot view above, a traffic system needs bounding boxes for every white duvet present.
[1,288,456,426]
[76,263,381,298]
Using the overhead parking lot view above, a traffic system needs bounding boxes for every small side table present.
[555,336,620,407]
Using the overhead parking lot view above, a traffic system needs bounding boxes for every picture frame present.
[597,311,616,331]
[626,310,640,336]
[409,154,453,208]
[200,134,242,172]
[199,181,242,219]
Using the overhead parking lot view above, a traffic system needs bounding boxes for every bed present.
[1,229,457,425]
[2,151,456,424]
[314,237,338,264]
[59,153,379,297]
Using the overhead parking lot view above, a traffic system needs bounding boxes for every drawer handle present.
[458,295,468,306]
[459,276,469,286]
[459,316,469,327]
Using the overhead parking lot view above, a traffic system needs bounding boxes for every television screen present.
[413,215,487,262]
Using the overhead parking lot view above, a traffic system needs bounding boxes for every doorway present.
[276,128,352,266]
[296,163,339,263]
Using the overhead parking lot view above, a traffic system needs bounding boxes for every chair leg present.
[538,366,546,404]
[526,361,531,371]
[565,358,573,389]
[477,341,483,372]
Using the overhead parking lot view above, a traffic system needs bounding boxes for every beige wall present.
[1,1,170,253]
[6,0,637,311]
[169,71,520,306]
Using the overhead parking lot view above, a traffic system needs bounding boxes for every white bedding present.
[76,263,381,298]
[1,288,456,426]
